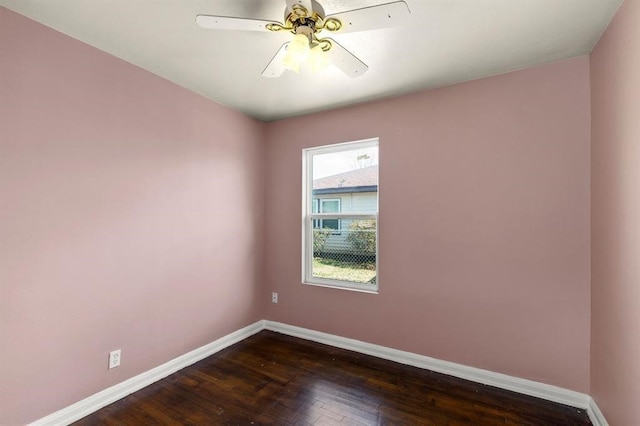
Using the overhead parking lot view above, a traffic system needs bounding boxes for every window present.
[313,198,341,230]
[302,138,379,292]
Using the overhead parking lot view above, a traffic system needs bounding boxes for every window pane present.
[322,219,339,230]
[311,219,377,284]
[312,146,378,215]
[321,199,340,213]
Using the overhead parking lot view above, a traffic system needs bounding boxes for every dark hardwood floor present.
[74,331,591,425]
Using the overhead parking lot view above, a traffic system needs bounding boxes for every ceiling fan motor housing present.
[286,0,326,34]
[285,0,325,20]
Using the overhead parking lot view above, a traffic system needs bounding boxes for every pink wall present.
[0,8,265,425]
[264,57,591,393]
[590,0,640,424]
[0,5,602,424]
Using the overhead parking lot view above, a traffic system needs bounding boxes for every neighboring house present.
[312,165,378,254]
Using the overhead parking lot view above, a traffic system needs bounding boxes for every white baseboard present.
[29,320,265,426]
[31,319,607,426]
[587,396,609,426]
[264,321,607,425]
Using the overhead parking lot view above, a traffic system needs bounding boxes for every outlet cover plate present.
[109,349,121,369]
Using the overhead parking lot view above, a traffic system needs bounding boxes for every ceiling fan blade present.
[325,1,410,34]
[326,39,368,78]
[196,14,276,31]
[262,43,289,78]
[285,0,314,16]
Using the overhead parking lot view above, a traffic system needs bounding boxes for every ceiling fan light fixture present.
[283,33,311,73]
[308,43,330,73]
[197,1,411,78]
[282,53,301,73]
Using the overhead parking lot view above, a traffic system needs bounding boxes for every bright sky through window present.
[312,146,378,179]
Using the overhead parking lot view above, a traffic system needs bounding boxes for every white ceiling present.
[1,0,623,121]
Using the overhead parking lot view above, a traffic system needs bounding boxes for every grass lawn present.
[312,257,376,284]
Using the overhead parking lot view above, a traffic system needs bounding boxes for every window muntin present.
[302,139,379,292]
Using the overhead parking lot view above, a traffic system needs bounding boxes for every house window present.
[313,198,341,230]
[302,138,379,293]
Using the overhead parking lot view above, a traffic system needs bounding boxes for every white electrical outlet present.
[109,349,121,369]
[272,292,278,303]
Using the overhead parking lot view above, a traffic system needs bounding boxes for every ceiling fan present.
[196,0,411,78]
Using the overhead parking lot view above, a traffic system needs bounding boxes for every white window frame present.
[302,138,379,293]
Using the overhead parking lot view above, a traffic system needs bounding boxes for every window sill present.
[302,280,379,294]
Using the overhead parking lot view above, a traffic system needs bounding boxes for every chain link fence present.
[312,219,377,284]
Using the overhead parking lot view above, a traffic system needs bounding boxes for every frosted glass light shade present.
[283,34,311,73]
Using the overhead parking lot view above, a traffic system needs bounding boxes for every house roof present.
[313,165,378,195]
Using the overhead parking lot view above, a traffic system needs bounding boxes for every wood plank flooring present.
[74,330,591,425]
